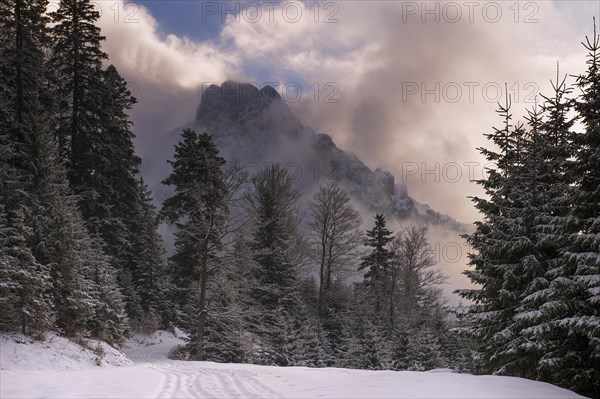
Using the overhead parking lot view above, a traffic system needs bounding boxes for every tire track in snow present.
[172,362,222,398]
[211,368,252,398]
[233,369,282,398]
[180,363,283,398]
[148,362,184,398]
[142,361,284,398]
[200,367,281,398]
[142,364,169,398]
[179,365,208,398]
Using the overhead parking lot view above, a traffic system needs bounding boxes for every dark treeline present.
[0,0,170,345]
[458,22,600,398]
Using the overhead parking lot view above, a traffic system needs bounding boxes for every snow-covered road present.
[2,359,587,398]
[0,331,586,398]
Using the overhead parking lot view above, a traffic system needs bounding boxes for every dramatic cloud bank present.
[96,0,597,223]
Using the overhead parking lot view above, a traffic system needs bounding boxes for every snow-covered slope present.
[1,330,586,398]
[0,332,132,371]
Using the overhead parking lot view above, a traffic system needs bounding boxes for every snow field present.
[0,330,587,399]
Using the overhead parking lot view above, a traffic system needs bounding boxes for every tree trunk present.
[15,0,23,128]
[389,276,395,329]
[20,294,27,335]
[326,235,335,290]
[70,12,81,174]
[195,237,209,360]
[318,240,327,322]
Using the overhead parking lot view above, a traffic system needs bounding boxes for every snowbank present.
[0,332,132,371]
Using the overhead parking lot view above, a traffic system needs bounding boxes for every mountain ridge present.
[183,81,466,232]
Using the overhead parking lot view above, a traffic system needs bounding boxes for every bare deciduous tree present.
[390,225,446,328]
[308,183,363,321]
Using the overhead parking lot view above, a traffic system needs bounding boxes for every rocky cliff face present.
[152,81,465,231]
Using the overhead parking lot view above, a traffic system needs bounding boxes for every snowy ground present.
[0,332,132,371]
[0,331,587,398]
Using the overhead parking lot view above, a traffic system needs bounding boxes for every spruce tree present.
[293,321,327,367]
[551,22,600,397]
[317,279,353,357]
[89,64,142,263]
[0,0,50,207]
[131,178,170,328]
[459,29,600,395]
[249,164,300,312]
[457,95,533,375]
[85,235,127,345]
[49,0,106,168]
[0,0,50,142]
[202,277,248,363]
[403,327,444,371]
[0,206,53,337]
[247,164,303,365]
[358,213,393,318]
[506,74,579,384]
[485,102,548,378]
[0,99,16,205]
[160,129,228,360]
[51,2,157,324]
[202,228,264,363]
[342,318,390,370]
[27,111,105,340]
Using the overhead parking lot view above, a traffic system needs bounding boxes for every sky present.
[90,0,600,224]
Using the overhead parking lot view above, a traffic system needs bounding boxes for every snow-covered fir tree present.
[504,77,578,383]
[553,22,600,397]
[341,318,391,370]
[358,214,394,319]
[0,0,50,159]
[403,327,444,371]
[49,1,166,326]
[86,236,128,345]
[0,0,50,211]
[130,178,171,329]
[160,129,228,360]
[28,108,127,342]
[247,164,304,365]
[0,205,53,337]
[249,164,301,312]
[49,0,106,167]
[458,25,600,397]
[457,94,535,375]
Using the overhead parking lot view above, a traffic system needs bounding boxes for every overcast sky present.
[90,0,599,224]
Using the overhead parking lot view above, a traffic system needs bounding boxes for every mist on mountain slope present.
[142,81,472,305]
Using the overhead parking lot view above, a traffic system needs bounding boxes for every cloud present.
[95,1,597,218]
[284,0,595,223]
[98,3,240,88]
[95,2,241,164]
